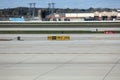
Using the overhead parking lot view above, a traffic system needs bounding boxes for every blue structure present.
[9,17,25,21]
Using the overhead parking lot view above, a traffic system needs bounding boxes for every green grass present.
[0,30,120,34]
[0,22,120,27]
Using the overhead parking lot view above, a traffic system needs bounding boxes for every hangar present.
[44,11,120,21]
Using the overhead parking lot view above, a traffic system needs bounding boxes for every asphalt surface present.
[0,28,120,31]
[0,34,120,80]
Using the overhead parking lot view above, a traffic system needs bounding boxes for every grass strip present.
[0,30,120,34]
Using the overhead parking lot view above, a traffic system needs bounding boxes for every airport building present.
[44,11,120,21]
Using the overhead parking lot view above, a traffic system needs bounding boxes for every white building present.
[45,11,120,21]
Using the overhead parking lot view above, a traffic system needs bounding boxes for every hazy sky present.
[0,0,120,9]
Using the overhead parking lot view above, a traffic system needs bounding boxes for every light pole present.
[48,3,51,14]
[51,2,55,14]
[29,3,36,20]
[29,3,32,19]
[33,3,36,19]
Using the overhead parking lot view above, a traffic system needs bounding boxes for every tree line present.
[0,7,117,18]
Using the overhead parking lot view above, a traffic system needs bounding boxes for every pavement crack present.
[33,56,77,80]
[102,57,120,80]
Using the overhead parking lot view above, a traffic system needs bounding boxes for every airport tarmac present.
[0,27,120,31]
[0,34,120,80]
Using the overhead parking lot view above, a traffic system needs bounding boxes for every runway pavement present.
[0,28,120,31]
[0,34,120,80]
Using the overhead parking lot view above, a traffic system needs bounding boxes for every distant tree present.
[0,7,117,18]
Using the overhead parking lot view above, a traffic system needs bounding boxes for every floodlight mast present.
[33,3,36,19]
[48,3,51,14]
[51,2,55,14]
[29,3,32,18]
[48,2,55,14]
[29,3,36,20]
